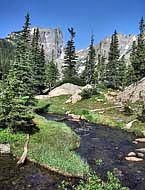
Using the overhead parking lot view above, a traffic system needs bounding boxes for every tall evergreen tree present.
[63,27,77,80]
[45,50,59,91]
[9,13,34,98]
[131,17,145,81]
[96,54,106,85]
[31,28,46,94]
[126,64,136,86]
[117,55,127,89]
[106,30,120,89]
[82,34,96,85]
[0,13,35,132]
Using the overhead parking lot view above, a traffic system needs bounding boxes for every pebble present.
[127,152,136,157]
[136,148,145,153]
[136,152,144,158]
[135,138,145,143]
[132,141,138,144]
[125,156,144,162]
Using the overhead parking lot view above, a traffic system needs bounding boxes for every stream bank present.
[0,112,145,190]
[42,112,145,190]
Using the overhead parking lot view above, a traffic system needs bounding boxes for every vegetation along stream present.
[42,112,145,190]
[0,112,145,190]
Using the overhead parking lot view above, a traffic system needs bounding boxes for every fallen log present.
[90,105,123,112]
[17,134,29,166]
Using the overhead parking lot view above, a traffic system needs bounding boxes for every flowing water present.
[0,112,145,190]
[42,113,145,190]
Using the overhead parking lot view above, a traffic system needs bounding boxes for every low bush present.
[80,88,99,99]
[60,171,128,190]
[137,105,145,122]
[123,104,133,116]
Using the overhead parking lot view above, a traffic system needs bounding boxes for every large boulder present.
[35,83,93,103]
[117,77,145,103]
[48,83,82,97]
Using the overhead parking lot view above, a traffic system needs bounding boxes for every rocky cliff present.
[6,27,64,64]
[77,33,137,63]
[117,77,145,103]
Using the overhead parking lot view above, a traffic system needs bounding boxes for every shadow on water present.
[41,113,145,190]
[0,153,66,190]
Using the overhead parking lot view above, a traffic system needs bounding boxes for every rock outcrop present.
[48,83,82,97]
[117,77,145,103]
[36,83,93,104]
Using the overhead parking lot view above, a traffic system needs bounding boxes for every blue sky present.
[0,0,145,49]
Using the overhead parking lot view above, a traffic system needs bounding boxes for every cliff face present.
[31,27,64,61]
[6,27,64,62]
[117,77,145,103]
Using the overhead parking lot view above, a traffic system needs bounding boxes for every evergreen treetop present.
[131,16,145,81]
[106,30,120,89]
[82,34,96,85]
[63,27,78,80]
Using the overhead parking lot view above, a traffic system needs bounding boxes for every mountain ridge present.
[0,28,137,73]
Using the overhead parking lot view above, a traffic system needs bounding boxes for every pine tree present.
[117,55,127,89]
[106,30,120,89]
[32,28,46,94]
[0,13,35,132]
[96,54,106,84]
[9,13,34,98]
[39,45,46,91]
[131,17,145,81]
[82,34,96,85]
[45,50,59,91]
[126,64,136,86]
[63,27,77,80]
[0,80,14,128]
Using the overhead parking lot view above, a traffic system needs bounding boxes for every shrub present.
[80,88,99,99]
[137,105,145,122]
[123,103,133,116]
[60,172,129,190]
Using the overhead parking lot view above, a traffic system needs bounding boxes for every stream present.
[0,112,145,190]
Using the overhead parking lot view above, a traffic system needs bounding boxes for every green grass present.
[0,99,90,175]
[0,128,26,144]
[60,171,129,190]
[11,114,89,176]
[36,94,145,136]
[36,95,124,127]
